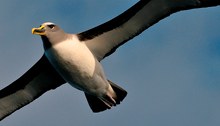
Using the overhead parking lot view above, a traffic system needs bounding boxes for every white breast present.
[44,36,98,89]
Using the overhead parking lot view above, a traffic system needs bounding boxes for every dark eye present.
[48,24,55,29]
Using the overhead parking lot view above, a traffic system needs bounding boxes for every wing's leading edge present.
[78,0,220,61]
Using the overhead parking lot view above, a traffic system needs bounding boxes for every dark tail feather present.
[85,93,111,112]
[107,80,127,104]
[85,80,127,113]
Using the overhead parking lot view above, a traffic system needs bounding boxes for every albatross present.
[0,0,219,121]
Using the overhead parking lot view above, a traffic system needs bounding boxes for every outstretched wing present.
[0,55,66,121]
[77,0,220,61]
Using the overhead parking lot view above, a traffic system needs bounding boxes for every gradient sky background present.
[0,0,220,126]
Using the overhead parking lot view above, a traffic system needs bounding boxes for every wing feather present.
[0,55,65,121]
[77,0,219,61]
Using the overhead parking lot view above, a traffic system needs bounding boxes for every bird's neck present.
[41,32,71,50]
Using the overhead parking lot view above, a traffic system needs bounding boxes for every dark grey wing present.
[77,0,220,61]
[0,55,66,121]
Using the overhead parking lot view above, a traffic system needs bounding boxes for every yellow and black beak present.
[32,25,46,35]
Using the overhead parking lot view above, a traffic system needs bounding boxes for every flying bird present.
[0,0,219,121]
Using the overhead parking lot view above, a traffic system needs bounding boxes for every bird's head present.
[32,22,68,48]
[32,22,61,36]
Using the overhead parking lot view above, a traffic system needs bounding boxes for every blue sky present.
[0,0,220,126]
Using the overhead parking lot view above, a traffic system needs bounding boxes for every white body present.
[44,35,110,96]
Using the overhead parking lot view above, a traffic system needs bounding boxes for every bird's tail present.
[85,80,127,112]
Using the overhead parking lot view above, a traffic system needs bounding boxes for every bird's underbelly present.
[45,41,104,92]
